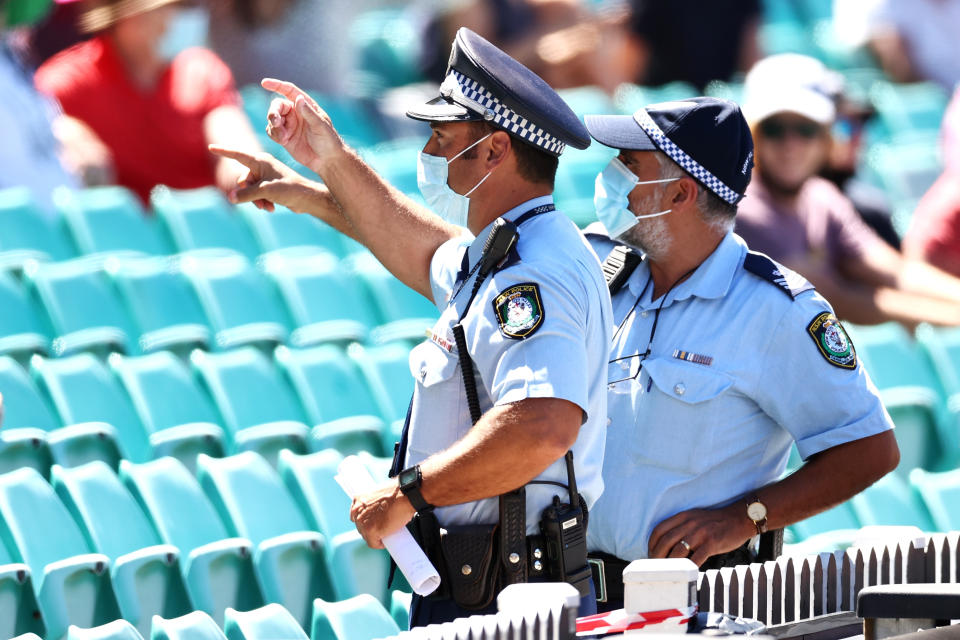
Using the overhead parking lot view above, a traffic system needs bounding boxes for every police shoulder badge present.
[493,283,544,339]
[807,312,857,369]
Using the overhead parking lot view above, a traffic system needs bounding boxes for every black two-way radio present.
[539,451,592,597]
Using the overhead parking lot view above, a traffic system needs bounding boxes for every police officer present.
[210,28,611,625]
[579,98,900,611]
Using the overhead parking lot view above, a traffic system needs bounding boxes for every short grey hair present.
[653,152,737,235]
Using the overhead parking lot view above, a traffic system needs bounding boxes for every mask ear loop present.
[448,133,493,165]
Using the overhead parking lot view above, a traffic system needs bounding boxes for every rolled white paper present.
[335,455,441,596]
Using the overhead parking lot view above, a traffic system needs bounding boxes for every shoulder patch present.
[807,312,857,369]
[493,283,544,339]
[742,251,815,300]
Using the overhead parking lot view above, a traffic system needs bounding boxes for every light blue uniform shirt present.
[585,231,893,561]
[404,196,613,534]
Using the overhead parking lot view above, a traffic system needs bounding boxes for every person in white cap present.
[737,54,960,328]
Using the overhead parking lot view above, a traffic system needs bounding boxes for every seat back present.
[278,449,352,538]
[179,252,291,347]
[150,611,227,640]
[351,342,413,422]
[111,351,222,435]
[0,356,60,431]
[53,461,162,558]
[121,457,230,552]
[32,353,152,462]
[240,205,347,257]
[349,253,437,324]
[909,468,960,531]
[58,187,171,257]
[67,619,146,640]
[0,271,50,357]
[0,467,93,574]
[310,594,400,640]
[0,187,76,264]
[109,257,211,349]
[24,258,135,355]
[191,348,308,434]
[223,604,308,640]
[152,188,260,260]
[789,500,861,541]
[197,452,309,545]
[276,344,386,424]
[850,472,936,530]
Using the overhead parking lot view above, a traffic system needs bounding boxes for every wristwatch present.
[398,465,433,512]
[746,496,768,535]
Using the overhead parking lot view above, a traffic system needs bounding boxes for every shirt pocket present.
[407,338,465,457]
[631,357,734,475]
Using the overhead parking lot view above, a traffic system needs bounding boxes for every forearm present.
[312,146,458,299]
[418,398,579,507]
[743,430,899,532]
[897,259,960,303]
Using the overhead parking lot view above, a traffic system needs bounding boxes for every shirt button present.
[606,417,612,426]
[419,367,427,381]
[620,360,630,370]
[674,383,686,396]
[640,311,649,319]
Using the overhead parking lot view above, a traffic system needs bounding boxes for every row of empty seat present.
[0,451,409,639]
[0,342,412,474]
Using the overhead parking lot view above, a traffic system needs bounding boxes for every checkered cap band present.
[444,70,567,155]
[633,109,741,204]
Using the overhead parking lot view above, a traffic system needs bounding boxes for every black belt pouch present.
[439,523,501,610]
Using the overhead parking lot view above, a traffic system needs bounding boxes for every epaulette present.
[742,250,815,300]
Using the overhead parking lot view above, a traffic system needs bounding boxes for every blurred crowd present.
[3,0,960,328]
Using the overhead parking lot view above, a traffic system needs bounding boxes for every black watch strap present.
[398,465,433,512]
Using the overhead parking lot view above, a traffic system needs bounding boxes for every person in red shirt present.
[904,171,960,278]
[34,0,260,203]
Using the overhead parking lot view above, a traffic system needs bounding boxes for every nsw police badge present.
[493,283,543,339]
[807,312,857,369]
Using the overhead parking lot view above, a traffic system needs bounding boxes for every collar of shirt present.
[462,194,555,277]
[626,231,743,309]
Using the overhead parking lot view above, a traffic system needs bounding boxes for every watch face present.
[399,467,419,488]
[747,501,767,521]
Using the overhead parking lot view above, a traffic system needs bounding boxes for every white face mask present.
[593,157,679,237]
[158,7,210,62]
[417,133,494,228]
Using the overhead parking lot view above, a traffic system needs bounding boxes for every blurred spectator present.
[865,0,960,91]
[26,0,87,65]
[34,0,260,203]
[422,0,636,92]
[903,170,960,278]
[0,0,92,214]
[626,0,761,90]
[942,87,960,172]
[737,54,960,328]
[206,0,361,92]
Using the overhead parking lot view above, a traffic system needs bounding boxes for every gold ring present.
[679,539,692,553]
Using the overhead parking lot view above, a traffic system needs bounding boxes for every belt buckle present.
[588,558,607,603]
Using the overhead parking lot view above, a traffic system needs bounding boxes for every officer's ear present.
[484,130,512,170]
[670,176,699,210]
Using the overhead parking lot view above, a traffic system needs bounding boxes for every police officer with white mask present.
[210,27,612,626]
[580,98,899,612]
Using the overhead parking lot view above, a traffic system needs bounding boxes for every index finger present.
[208,144,257,166]
[261,78,315,108]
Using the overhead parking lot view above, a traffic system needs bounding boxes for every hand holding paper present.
[336,456,441,596]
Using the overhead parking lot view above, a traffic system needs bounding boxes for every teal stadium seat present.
[190,348,310,464]
[276,449,392,603]
[261,247,376,346]
[849,472,936,531]
[32,352,151,464]
[275,344,386,456]
[150,611,227,640]
[909,468,960,532]
[67,620,145,640]
[310,594,400,640]
[223,604,308,640]
[52,461,192,636]
[120,457,265,625]
[198,452,334,629]
[350,9,423,90]
[389,590,411,631]
[56,186,172,259]
[0,270,50,361]
[869,81,950,142]
[180,252,292,351]
[350,341,413,424]
[108,256,212,355]
[110,351,226,469]
[363,138,424,198]
[553,143,614,228]
[788,500,861,550]
[0,187,76,271]
[0,468,122,640]
[23,257,136,356]
[0,531,46,639]
[239,204,350,257]
[349,252,438,344]
[0,356,56,476]
[152,187,260,260]
[845,322,953,472]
